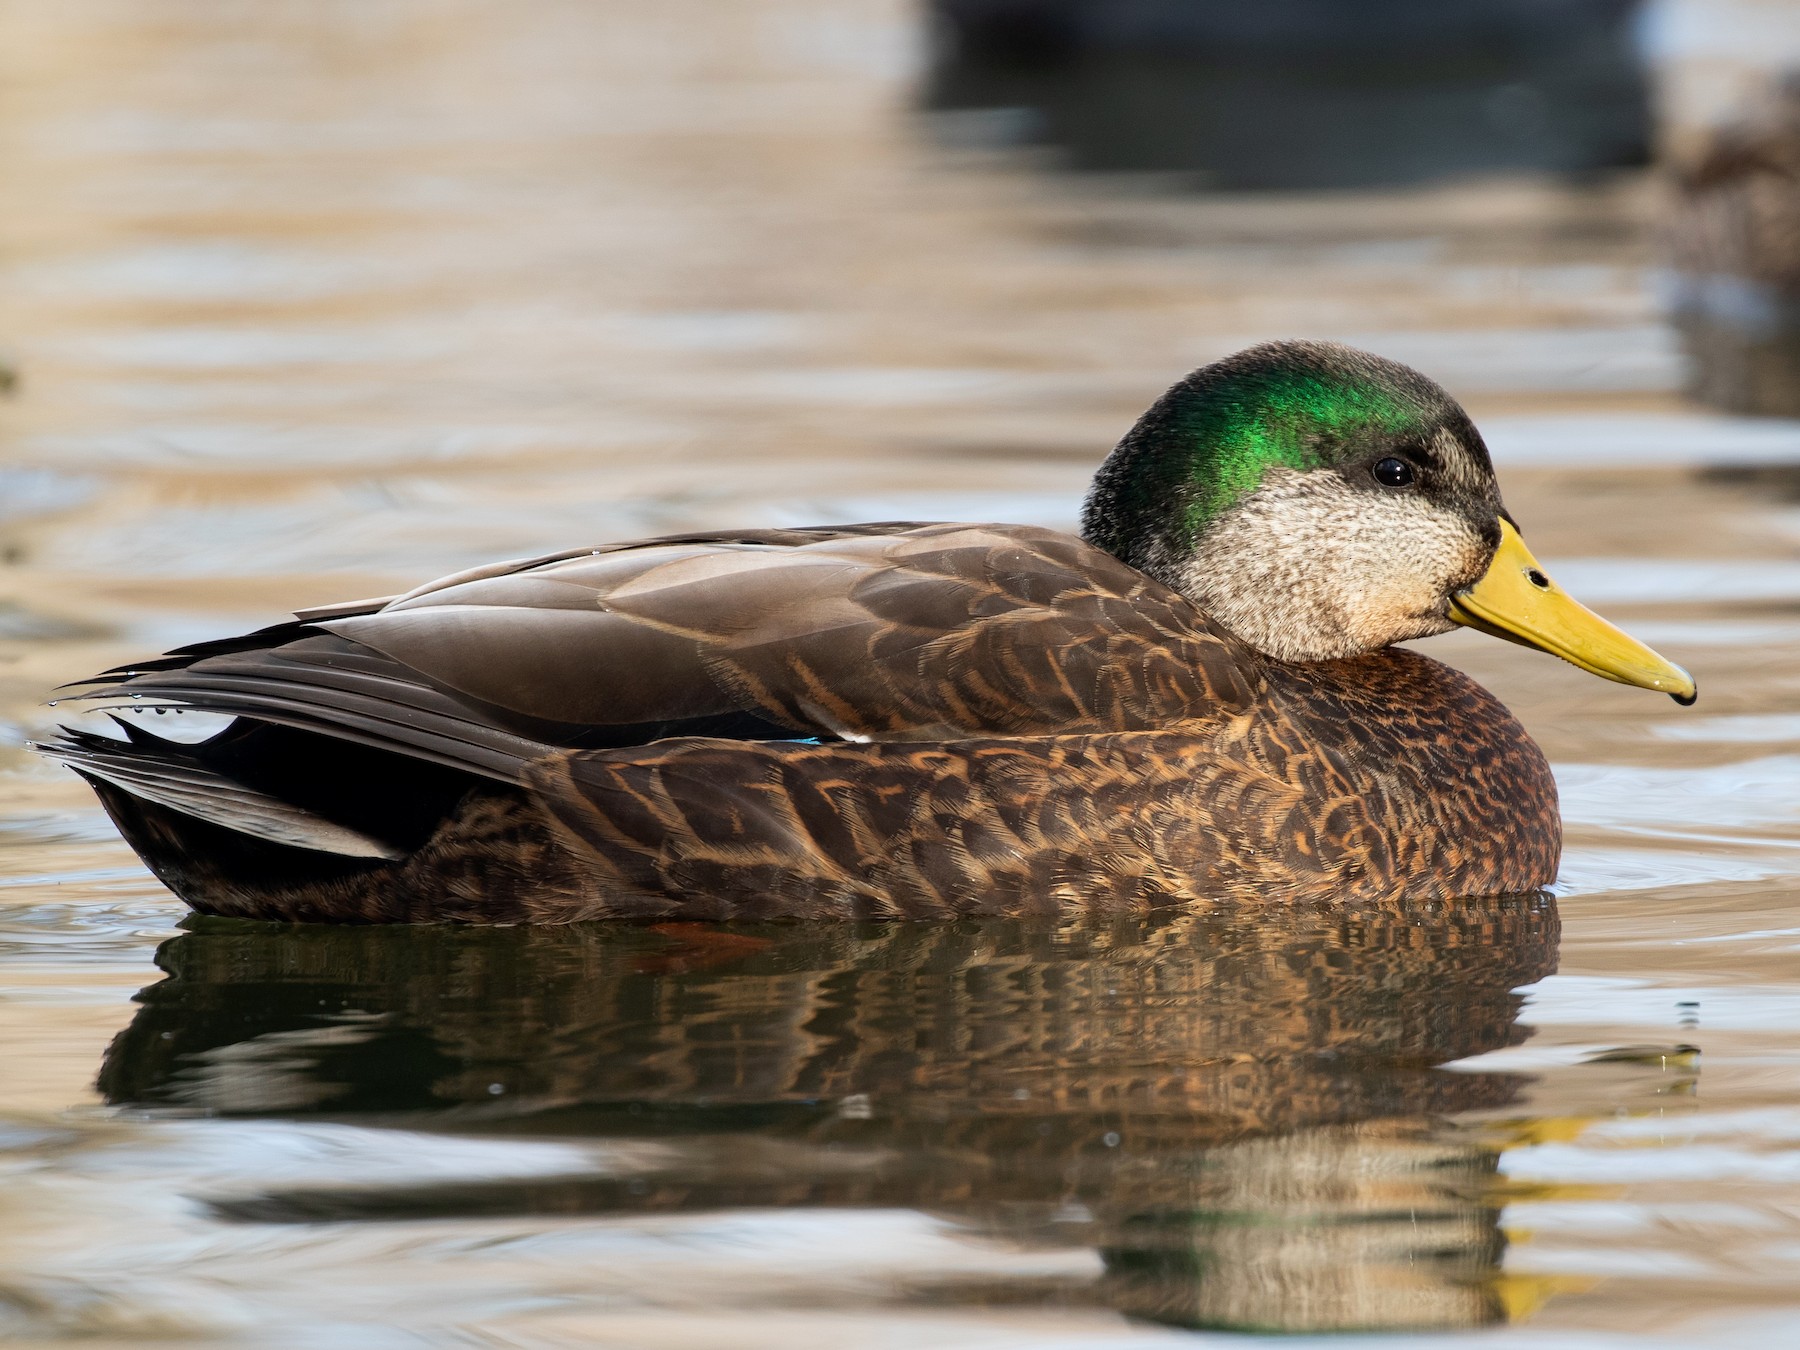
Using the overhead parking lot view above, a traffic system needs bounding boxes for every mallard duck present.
[1666,74,1800,415]
[39,341,1694,923]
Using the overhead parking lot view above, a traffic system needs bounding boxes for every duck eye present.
[1372,457,1414,488]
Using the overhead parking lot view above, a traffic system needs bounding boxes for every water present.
[2,1,1800,1345]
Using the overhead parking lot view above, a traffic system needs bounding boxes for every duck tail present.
[35,722,402,861]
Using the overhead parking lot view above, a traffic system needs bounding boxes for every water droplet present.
[1103,1131,1121,1148]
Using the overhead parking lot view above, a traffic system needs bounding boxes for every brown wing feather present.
[324,522,1258,738]
[78,633,563,781]
[72,524,1262,777]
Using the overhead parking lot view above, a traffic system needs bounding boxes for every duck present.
[37,340,1695,924]
[1665,74,1800,415]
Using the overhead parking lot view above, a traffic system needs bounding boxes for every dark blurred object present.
[100,897,1562,1332]
[1668,77,1800,416]
[924,0,1652,189]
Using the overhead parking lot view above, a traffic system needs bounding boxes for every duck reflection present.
[99,895,1558,1333]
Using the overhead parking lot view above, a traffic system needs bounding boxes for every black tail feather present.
[36,726,402,859]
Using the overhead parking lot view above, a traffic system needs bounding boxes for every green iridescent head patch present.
[1081,342,1463,570]
[1170,366,1423,540]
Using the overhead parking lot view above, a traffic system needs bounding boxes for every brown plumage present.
[40,342,1688,922]
[50,521,1553,921]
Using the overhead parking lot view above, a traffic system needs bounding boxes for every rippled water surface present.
[4,2,1800,1346]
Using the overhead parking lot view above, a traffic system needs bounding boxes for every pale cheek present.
[1177,480,1486,660]
[1344,588,1430,649]
[1333,529,1462,647]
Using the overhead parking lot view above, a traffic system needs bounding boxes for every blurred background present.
[0,0,1798,611]
[4,3,1800,1347]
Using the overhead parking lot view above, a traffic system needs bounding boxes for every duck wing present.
[62,522,1260,782]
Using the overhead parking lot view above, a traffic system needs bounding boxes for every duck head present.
[1082,340,1696,703]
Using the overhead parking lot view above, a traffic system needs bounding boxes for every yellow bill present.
[1448,520,1697,704]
